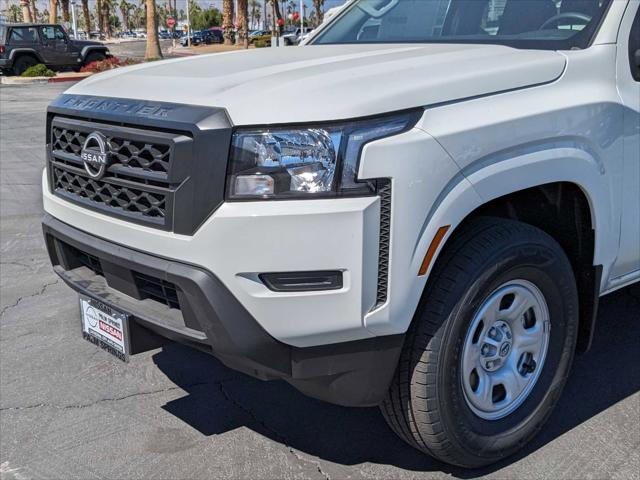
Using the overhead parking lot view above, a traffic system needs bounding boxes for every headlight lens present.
[227,111,420,199]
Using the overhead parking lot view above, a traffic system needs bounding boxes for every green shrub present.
[254,40,267,48]
[21,64,56,77]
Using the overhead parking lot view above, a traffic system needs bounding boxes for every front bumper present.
[43,169,383,348]
[43,215,403,407]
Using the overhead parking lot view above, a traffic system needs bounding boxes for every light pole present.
[299,0,303,33]
[186,0,191,47]
[70,0,78,39]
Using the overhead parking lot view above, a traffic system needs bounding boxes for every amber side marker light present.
[418,225,451,276]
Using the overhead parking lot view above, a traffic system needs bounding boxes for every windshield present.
[312,0,612,50]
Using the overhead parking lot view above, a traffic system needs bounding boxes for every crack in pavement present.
[0,279,60,318]
[0,381,210,412]
[218,381,332,480]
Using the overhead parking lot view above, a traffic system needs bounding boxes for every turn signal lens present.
[234,174,275,196]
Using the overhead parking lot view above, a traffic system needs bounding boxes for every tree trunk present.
[145,0,163,59]
[96,0,102,33]
[273,0,283,35]
[121,7,129,31]
[313,0,323,26]
[20,0,33,22]
[30,0,38,21]
[83,0,93,32]
[61,0,70,22]
[48,0,57,23]
[102,1,111,38]
[222,0,234,45]
[237,0,249,49]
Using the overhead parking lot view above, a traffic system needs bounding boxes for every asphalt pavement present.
[0,83,639,480]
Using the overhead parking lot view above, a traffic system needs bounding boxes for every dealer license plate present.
[79,295,129,362]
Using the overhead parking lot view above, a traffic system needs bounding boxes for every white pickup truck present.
[42,0,639,468]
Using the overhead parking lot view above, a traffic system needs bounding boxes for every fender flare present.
[9,48,45,63]
[417,143,615,281]
[365,141,616,338]
[80,46,109,61]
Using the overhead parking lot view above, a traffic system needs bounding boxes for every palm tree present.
[95,0,102,33]
[272,0,283,34]
[30,0,39,21]
[20,0,33,22]
[145,0,163,59]
[48,0,57,23]
[237,0,249,48]
[6,4,20,22]
[81,0,91,33]
[101,0,112,38]
[222,0,235,45]
[249,0,260,29]
[61,0,70,22]
[312,0,323,26]
[120,0,132,31]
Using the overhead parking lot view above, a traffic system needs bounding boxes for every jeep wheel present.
[12,55,37,76]
[84,52,106,66]
[381,217,579,468]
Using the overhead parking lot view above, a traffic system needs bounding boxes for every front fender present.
[359,130,615,338]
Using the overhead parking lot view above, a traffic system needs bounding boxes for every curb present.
[168,48,196,57]
[48,74,92,83]
[1,74,91,85]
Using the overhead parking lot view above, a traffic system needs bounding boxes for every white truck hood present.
[66,44,566,125]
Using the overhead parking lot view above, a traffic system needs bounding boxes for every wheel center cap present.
[499,342,511,357]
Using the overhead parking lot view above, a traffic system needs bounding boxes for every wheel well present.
[13,52,40,65]
[461,182,599,353]
[84,49,107,60]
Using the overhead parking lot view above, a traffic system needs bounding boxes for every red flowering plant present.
[80,56,140,73]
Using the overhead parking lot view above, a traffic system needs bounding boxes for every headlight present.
[226,111,420,199]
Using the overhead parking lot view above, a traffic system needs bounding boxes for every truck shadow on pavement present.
[153,284,639,475]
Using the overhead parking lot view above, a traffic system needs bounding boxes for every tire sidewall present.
[13,56,37,76]
[437,241,578,459]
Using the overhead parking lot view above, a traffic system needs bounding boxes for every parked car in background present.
[249,30,272,46]
[180,29,223,46]
[282,27,314,45]
[0,23,110,75]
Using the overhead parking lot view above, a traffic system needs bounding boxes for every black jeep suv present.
[0,23,110,76]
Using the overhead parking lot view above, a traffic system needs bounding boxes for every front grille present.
[52,127,172,176]
[67,243,104,276]
[53,167,167,221]
[48,116,182,229]
[134,272,181,310]
[57,238,182,311]
[47,96,232,234]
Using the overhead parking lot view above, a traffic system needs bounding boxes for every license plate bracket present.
[79,295,130,362]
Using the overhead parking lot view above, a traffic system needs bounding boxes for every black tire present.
[83,51,106,66]
[381,217,579,468]
[12,55,38,76]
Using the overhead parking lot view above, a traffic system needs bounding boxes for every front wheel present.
[12,55,37,76]
[381,217,579,468]
[83,51,106,66]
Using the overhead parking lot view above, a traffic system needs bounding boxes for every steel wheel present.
[461,279,551,420]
